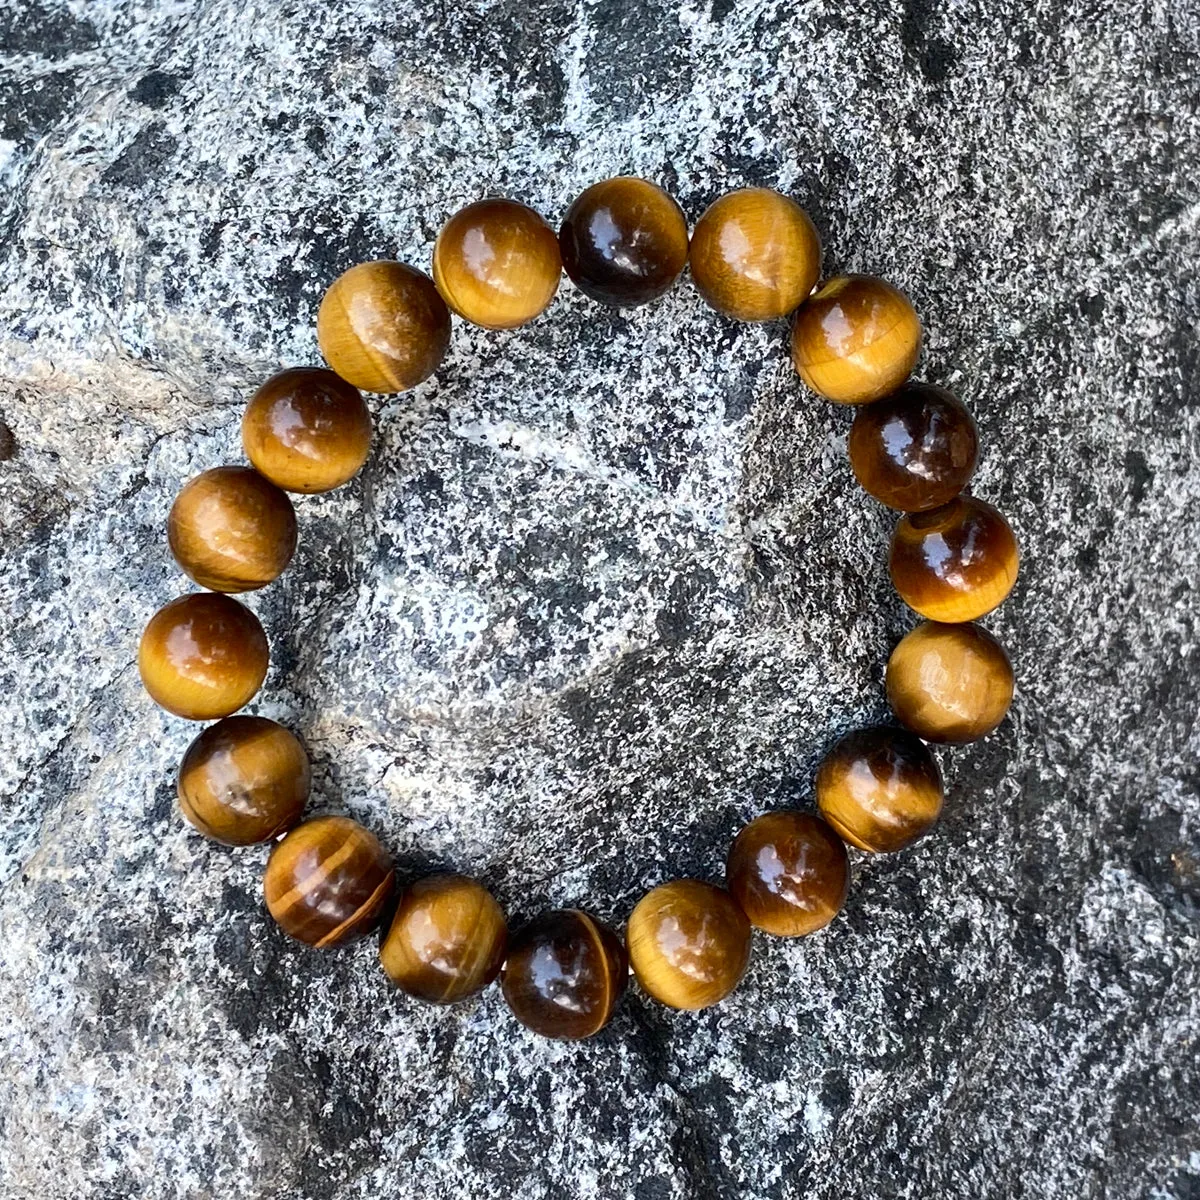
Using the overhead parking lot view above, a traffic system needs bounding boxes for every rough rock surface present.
[1,1,1198,1197]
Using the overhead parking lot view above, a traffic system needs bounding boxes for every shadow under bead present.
[887,621,1015,743]
[688,186,821,322]
[178,715,310,845]
[264,816,394,949]
[243,368,372,494]
[433,198,561,329]
[138,593,269,720]
[727,811,849,937]
[168,466,297,592]
[889,496,1020,622]
[626,879,751,1011]
[316,261,451,394]
[501,909,627,1039]
[559,176,689,307]
[816,726,944,854]
[848,383,979,511]
[380,874,508,1004]
[791,275,923,404]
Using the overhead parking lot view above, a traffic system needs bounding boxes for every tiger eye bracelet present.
[138,175,1020,1040]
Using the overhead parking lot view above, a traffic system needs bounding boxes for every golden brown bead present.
[501,909,627,1039]
[688,187,821,322]
[264,816,394,948]
[167,466,297,592]
[559,176,689,307]
[791,275,923,404]
[138,593,269,720]
[316,261,451,394]
[177,715,310,845]
[626,880,751,1011]
[242,368,372,494]
[816,727,944,854]
[889,496,1020,622]
[848,383,979,511]
[887,621,1015,744]
[433,199,561,329]
[726,811,849,937]
[380,874,507,1004]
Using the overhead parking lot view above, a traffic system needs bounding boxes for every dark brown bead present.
[727,811,849,937]
[889,496,1020,622]
[138,593,269,720]
[243,368,372,494]
[816,727,944,853]
[380,874,508,1004]
[264,816,394,948]
[168,466,297,592]
[626,880,751,1010]
[848,384,979,511]
[559,176,689,307]
[177,716,310,845]
[501,909,627,1039]
[887,621,1015,743]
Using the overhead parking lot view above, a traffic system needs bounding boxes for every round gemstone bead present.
[689,187,821,322]
[727,811,849,936]
[242,368,372,494]
[168,466,296,592]
[791,275,922,404]
[264,816,394,948]
[889,496,1020,622]
[559,176,688,307]
[848,383,978,511]
[501,909,627,1039]
[380,874,508,1004]
[178,715,309,845]
[138,593,269,720]
[316,261,451,394]
[887,621,1015,743]
[433,199,561,329]
[816,727,944,854]
[627,880,751,1010]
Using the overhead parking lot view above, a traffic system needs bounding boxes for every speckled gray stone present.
[1,1,1198,1197]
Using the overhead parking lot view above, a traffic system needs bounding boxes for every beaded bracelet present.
[137,178,1020,1039]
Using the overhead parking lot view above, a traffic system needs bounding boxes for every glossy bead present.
[264,816,394,948]
[816,727,944,854]
[848,384,979,511]
[177,715,310,844]
[627,880,751,1010]
[726,811,849,937]
[242,368,372,493]
[689,187,821,322]
[433,199,561,329]
[889,496,1020,621]
[167,466,297,592]
[791,275,923,404]
[558,176,688,307]
[887,621,1015,744]
[138,593,268,720]
[380,874,507,1004]
[501,909,627,1039]
[316,261,451,394]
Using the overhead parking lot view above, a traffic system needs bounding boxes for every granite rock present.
[1,0,1198,1197]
